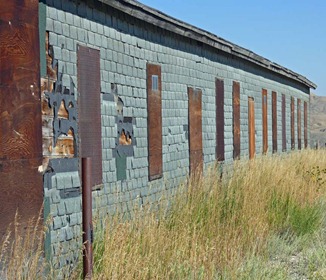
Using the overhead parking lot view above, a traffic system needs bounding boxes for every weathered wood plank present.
[188,87,203,175]
[262,89,268,154]
[297,99,301,150]
[282,94,286,151]
[272,91,277,153]
[147,63,163,180]
[0,0,43,238]
[248,97,255,159]
[291,97,295,149]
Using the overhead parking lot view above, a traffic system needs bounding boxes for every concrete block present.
[51,190,61,204]
[57,201,66,216]
[66,38,74,51]
[46,18,54,32]
[53,21,62,34]
[50,204,58,217]
[57,35,66,49]
[65,228,74,241]
[77,28,86,42]
[71,172,80,188]
[48,7,57,20]
[95,33,102,47]
[90,21,97,33]
[70,26,77,39]
[56,216,67,231]
[70,51,76,63]
[65,198,79,215]
[69,213,78,226]
[65,13,73,25]
[62,49,70,62]
[88,32,95,45]
[56,173,70,190]
[97,23,104,34]
[62,23,69,37]
[102,37,108,48]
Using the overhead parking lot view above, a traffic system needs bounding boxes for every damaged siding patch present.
[41,32,77,164]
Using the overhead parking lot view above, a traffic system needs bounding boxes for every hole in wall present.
[116,97,123,115]
[58,100,69,119]
[119,129,132,145]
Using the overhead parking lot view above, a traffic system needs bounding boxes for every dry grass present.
[91,149,326,279]
[0,210,48,279]
[1,149,326,279]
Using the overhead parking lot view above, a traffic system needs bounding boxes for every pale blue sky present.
[139,0,325,95]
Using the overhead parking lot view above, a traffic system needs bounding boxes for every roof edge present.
[98,0,317,90]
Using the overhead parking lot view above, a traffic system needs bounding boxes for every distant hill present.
[310,93,326,148]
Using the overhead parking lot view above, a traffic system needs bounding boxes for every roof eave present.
[98,0,317,90]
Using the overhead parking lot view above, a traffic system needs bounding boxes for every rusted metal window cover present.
[248,97,255,159]
[291,97,295,149]
[216,78,225,161]
[233,81,240,159]
[188,87,203,174]
[304,101,308,148]
[77,45,102,187]
[262,89,268,154]
[297,99,301,150]
[0,0,43,237]
[282,94,286,151]
[147,63,162,180]
[272,91,277,153]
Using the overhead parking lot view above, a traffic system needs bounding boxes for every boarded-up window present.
[248,97,255,159]
[233,81,240,159]
[216,78,224,161]
[291,97,295,150]
[272,91,277,153]
[304,101,308,148]
[262,89,268,154]
[77,45,102,187]
[147,63,162,180]
[297,99,301,150]
[188,87,203,175]
[282,94,286,152]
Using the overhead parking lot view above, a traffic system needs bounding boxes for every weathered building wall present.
[39,0,311,270]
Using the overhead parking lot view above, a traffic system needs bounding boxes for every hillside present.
[310,93,326,147]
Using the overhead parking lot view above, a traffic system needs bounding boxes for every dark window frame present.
[233,81,240,160]
[215,78,225,161]
[272,91,277,153]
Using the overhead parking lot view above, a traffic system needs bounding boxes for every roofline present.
[98,0,317,90]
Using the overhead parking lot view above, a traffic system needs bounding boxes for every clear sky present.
[139,0,325,95]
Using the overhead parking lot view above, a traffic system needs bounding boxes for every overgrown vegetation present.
[1,149,326,279]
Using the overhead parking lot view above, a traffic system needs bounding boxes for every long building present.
[0,0,316,271]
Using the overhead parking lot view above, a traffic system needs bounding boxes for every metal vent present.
[77,45,102,188]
